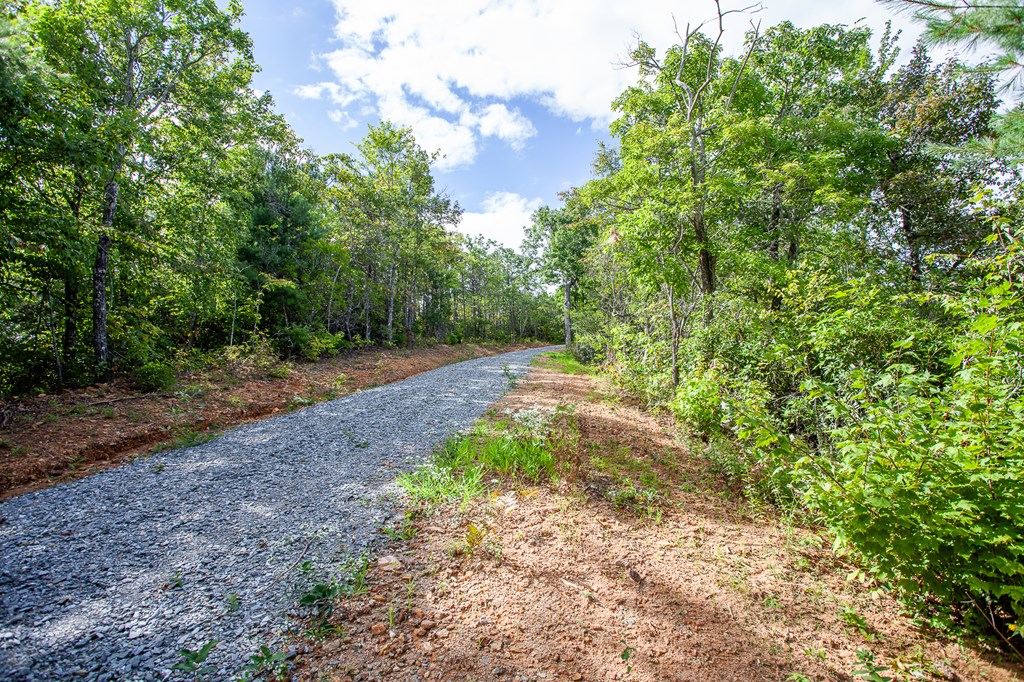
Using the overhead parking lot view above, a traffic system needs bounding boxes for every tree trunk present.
[563,280,573,346]
[386,265,397,344]
[693,209,715,328]
[900,208,923,283]
[667,287,680,387]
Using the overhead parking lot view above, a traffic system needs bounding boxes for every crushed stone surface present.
[0,347,555,681]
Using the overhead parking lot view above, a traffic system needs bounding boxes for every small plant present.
[239,645,290,681]
[164,570,184,590]
[840,607,876,640]
[172,640,217,680]
[452,523,487,557]
[225,593,240,612]
[852,649,893,682]
[620,640,637,675]
[786,675,812,682]
[501,363,519,388]
[404,576,416,609]
[152,462,166,473]
[266,363,291,379]
[226,395,245,408]
[381,515,418,542]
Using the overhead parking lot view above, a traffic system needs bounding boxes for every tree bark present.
[93,161,121,380]
[563,280,573,346]
[900,208,923,283]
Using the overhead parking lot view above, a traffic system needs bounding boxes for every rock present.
[323,639,342,653]
[420,619,435,630]
[371,623,388,636]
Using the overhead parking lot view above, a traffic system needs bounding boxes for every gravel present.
[0,346,556,681]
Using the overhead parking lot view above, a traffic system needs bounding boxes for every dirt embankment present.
[289,356,1023,682]
[0,343,542,500]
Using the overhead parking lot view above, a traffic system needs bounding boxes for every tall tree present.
[32,0,254,377]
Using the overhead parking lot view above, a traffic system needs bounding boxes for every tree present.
[525,195,598,347]
[32,0,254,377]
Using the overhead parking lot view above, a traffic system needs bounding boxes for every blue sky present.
[239,1,926,249]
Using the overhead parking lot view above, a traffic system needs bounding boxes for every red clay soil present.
[0,343,541,500]
[288,356,1024,682]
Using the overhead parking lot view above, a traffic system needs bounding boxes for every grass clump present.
[535,351,595,376]
[398,408,566,505]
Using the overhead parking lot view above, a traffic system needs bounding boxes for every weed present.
[786,675,812,682]
[762,594,782,610]
[501,363,519,389]
[239,645,290,681]
[451,523,487,557]
[606,481,662,519]
[840,607,877,640]
[225,593,240,612]
[151,430,217,453]
[803,647,826,662]
[267,363,291,379]
[404,576,416,609]
[172,640,217,680]
[10,445,29,457]
[852,649,893,681]
[620,640,637,675]
[152,462,166,473]
[398,463,485,505]
[100,406,116,419]
[380,515,418,542]
[226,395,245,409]
[159,570,185,590]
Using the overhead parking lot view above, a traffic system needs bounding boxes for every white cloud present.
[458,192,544,248]
[303,1,922,170]
[327,109,358,130]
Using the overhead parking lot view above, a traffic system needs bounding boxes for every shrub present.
[802,273,1024,646]
[132,361,176,392]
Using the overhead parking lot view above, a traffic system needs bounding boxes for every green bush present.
[670,365,727,436]
[132,361,176,392]
[801,273,1024,644]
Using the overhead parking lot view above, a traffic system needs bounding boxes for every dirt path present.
[0,343,542,500]
[291,356,1024,682]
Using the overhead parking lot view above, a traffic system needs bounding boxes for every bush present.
[802,272,1024,646]
[132,361,176,392]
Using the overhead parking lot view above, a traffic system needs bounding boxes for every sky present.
[239,1,927,250]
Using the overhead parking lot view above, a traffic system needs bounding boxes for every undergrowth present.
[397,406,574,505]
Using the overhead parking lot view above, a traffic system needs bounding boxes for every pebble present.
[0,348,554,681]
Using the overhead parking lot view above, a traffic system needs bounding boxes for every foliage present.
[0,3,560,397]
[132,361,176,392]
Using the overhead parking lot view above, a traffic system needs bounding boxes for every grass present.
[534,351,596,376]
[398,421,561,505]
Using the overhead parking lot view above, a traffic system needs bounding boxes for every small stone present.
[323,639,342,653]
[378,555,402,572]
[371,623,387,636]
[434,628,449,638]
[420,620,435,630]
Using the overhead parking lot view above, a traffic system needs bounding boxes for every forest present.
[4,0,1024,664]
[0,0,561,397]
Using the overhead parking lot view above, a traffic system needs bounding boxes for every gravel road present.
[0,346,555,681]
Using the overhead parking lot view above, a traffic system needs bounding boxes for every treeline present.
[0,0,560,396]
[543,9,1024,653]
